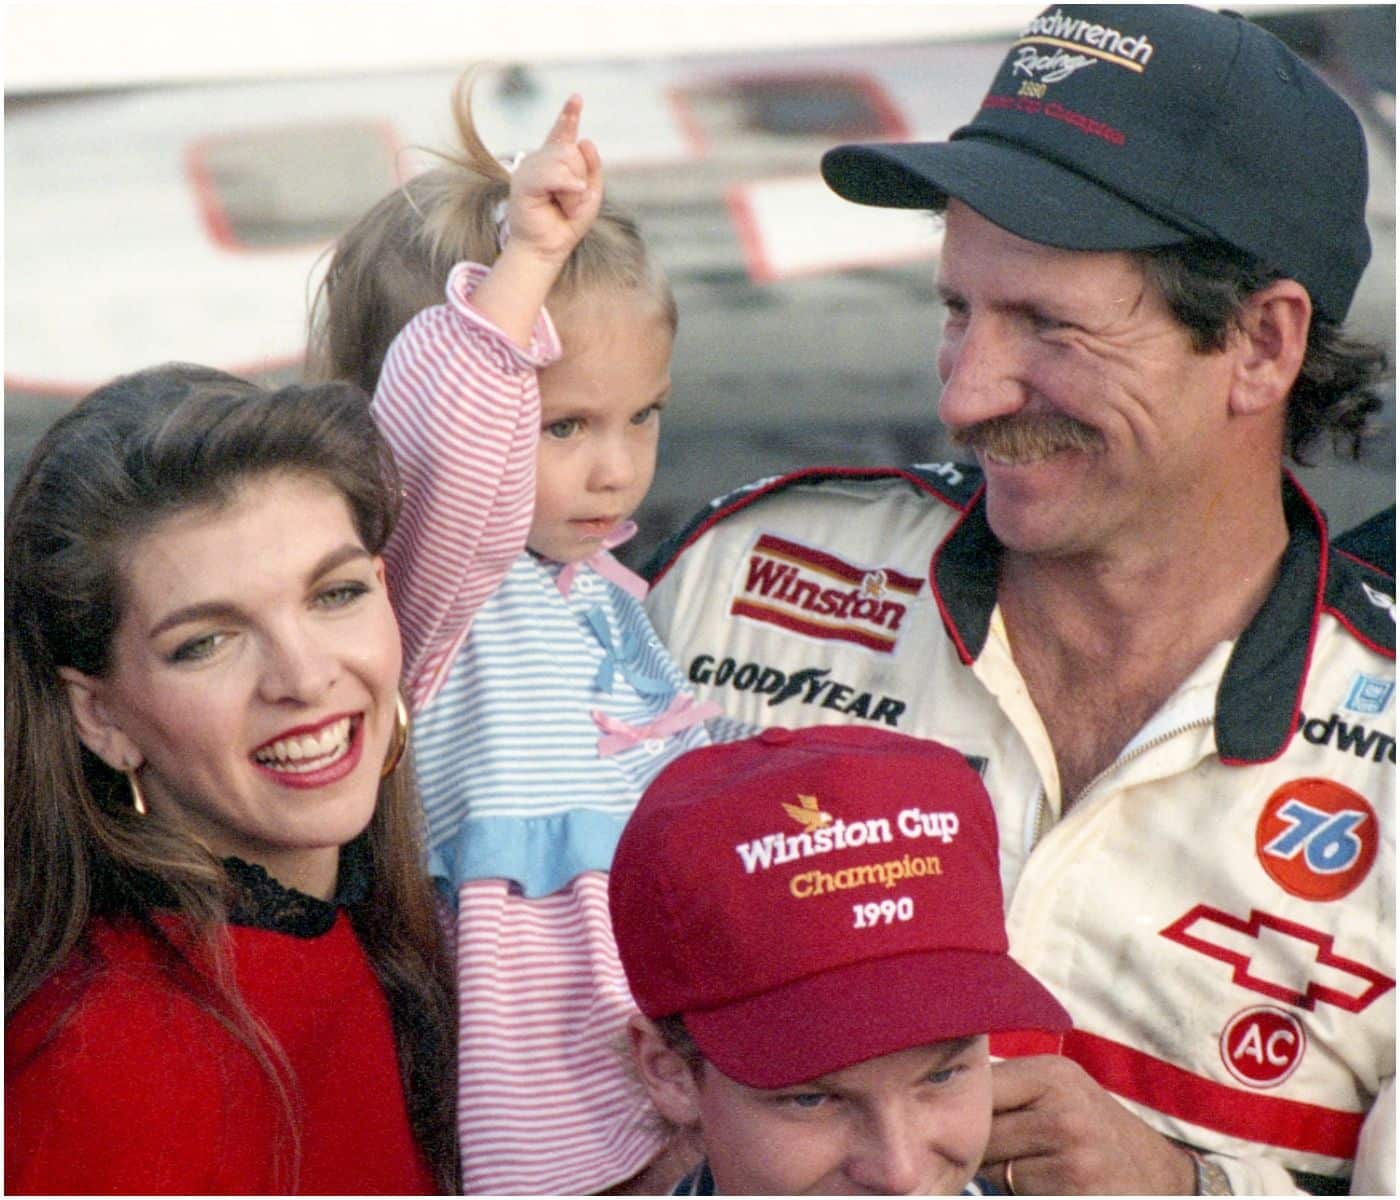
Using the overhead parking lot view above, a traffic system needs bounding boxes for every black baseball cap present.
[821,4,1371,322]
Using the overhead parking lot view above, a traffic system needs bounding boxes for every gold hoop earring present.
[381,695,410,779]
[124,768,148,816]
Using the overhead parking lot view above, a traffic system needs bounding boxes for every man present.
[609,725,1071,1195]
[645,5,1394,1194]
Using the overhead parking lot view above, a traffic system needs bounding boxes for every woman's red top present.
[7,895,436,1194]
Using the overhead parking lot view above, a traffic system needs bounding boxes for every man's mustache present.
[951,413,1104,463]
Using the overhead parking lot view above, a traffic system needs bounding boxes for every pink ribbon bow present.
[556,520,648,601]
[591,694,722,758]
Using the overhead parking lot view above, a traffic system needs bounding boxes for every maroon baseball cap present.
[609,725,1070,1088]
[820,5,1370,322]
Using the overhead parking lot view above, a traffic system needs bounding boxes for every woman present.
[5,364,457,1193]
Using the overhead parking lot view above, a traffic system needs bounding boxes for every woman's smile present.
[251,712,364,787]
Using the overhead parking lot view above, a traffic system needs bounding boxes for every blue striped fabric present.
[413,550,712,898]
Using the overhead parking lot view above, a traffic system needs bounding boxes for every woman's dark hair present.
[1134,240,1389,464]
[5,363,458,1191]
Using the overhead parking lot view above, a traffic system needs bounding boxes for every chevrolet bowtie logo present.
[1160,904,1394,1014]
[782,793,833,833]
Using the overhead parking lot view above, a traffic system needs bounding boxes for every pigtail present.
[307,65,676,393]
[306,68,510,392]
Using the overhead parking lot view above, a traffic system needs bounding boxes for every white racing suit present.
[645,465,1395,1195]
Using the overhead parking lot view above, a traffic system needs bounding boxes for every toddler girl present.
[310,82,713,1195]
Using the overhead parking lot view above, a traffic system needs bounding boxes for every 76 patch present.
[1255,778,1378,901]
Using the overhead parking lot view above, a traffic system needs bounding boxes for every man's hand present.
[984,1056,1200,1194]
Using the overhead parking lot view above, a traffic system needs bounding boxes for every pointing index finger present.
[544,94,583,145]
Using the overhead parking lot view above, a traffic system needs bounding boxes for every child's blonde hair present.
[307,70,677,393]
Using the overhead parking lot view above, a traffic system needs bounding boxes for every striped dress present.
[374,263,714,1195]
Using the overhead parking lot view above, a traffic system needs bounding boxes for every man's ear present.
[1228,278,1311,418]
[57,667,142,772]
[628,1014,704,1128]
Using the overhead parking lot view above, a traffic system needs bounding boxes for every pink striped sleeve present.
[372,261,561,711]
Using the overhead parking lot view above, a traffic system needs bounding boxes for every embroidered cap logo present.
[783,793,833,834]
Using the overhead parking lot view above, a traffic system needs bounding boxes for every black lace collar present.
[223,837,372,939]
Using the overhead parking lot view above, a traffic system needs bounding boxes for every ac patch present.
[1219,1006,1305,1088]
[1256,778,1378,901]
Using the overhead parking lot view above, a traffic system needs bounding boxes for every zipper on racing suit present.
[1028,716,1216,852]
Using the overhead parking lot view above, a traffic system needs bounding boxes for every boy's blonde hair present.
[307,70,676,394]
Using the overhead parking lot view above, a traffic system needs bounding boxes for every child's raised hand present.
[471,94,603,346]
[506,95,603,267]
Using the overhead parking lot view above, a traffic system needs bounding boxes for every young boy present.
[609,724,1071,1195]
